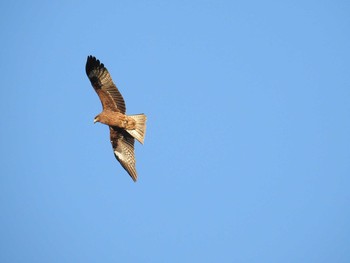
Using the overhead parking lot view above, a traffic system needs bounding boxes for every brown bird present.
[85,55,146,182]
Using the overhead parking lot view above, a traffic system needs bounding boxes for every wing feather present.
[86,56,126,113]
[110,127,138,181]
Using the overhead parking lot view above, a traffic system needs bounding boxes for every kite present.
[85,55,146,182]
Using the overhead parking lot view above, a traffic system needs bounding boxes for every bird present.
[85,55,146,182]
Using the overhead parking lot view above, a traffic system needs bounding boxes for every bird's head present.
[94,115,100,124]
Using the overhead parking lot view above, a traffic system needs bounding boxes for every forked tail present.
[127,114,147,144]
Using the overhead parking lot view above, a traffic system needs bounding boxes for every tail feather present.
[127,114,147,144]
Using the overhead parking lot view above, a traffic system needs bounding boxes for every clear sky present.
[1,0,349,262]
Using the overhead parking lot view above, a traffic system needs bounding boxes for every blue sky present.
[1,0,349,262]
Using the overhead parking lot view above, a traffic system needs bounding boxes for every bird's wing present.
[86,56,126,113]
[110,127,137,181]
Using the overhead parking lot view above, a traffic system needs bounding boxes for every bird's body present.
[85,55,146,181]
[94,111,136,130]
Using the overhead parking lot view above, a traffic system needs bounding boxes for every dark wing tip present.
[85,55,105,76]
[131,174,138,182]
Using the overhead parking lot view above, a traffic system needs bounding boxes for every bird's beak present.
[94,118,97,124]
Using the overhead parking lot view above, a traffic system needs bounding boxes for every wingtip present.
[85,55,105,76]
[86,55,94,63]
[130,170,138,182]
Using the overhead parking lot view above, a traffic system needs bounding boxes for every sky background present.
[1,0,349,262]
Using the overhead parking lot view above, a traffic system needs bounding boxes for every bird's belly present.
[107,113,136,129]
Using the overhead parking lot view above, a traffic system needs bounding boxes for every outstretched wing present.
[86,56,126,113]
[110,127,138,182]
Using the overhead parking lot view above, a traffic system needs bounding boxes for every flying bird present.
[85,55,146,182]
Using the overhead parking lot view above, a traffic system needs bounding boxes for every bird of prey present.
[85,55,146,182]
